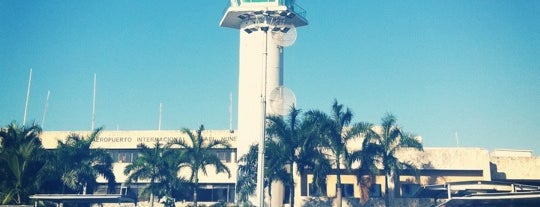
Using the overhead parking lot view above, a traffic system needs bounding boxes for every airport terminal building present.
[41,130,238,204]
[40,129,540,207]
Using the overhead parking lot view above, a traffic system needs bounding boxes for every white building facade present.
[40,130,540,207]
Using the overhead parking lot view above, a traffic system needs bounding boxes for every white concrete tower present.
[220,0,307,206]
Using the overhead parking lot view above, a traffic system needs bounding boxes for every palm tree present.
[0,122,46,204]
[264,137,292,206]
[168,125,231,207]
[54,127,116,194]
[295,115,333,198]
[304,100,368,207]
[235,143,290,207]
[266,106,325,207]
[236,145,258,205]
[346,126,379,204]
[367,113,423,206]
[304,149,332,197]
[266,107,301,207]
[124,141,186,207]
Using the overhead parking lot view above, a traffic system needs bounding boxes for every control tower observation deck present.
[220,0,307,29]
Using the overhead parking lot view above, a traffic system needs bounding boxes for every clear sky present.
[1,1,539,153]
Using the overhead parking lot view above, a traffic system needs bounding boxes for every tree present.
[346,124,379,204]
[304,100,368,207]
[169,125,231,207]
[124,141,187,207]
[236,145,258,205]
[300,145,331,197]
[54,127,116,194]
[367,113,423,206]
[235,142,290,207]
[295,114,333,198]
[266,106,324,207]
[0,122,46,204]
[264,137,292,206]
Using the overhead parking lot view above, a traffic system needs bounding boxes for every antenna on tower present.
[91,73,96,130]
[229,92,234,133]
[41,90,50,128]
[23,68,32,125]
[158,102,163,130]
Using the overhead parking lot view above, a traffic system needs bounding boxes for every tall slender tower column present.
[220,0,307,206]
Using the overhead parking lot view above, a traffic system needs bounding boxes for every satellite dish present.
[268,86,296,116]
[271,25,297,47]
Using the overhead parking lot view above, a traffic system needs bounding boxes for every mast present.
[158,102,163,130]
[229,92,233,133]
[23,68,32,125]
[91,73,96,130]
[41,90,50,128]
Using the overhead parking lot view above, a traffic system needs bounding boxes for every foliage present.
[236,145,258,204]
[302,197,333,207]
[364,113,423,206]
[0,101,423,206]
[124,141,189,207]
[54,127,116,194]
[263,137,292,200]
[236,142,291,206]
[301,144,331,197]
[304,100,370,207]
[168,125,231,207]
[266,106,326,207]
[0,122,46,204]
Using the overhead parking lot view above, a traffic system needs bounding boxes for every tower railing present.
[224,0,307,20]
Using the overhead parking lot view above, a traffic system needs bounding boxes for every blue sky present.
[1,1,539,153]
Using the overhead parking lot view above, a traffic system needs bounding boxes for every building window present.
[213,150,233,163]
[212,185,230,202]
[196,184,235,203]
[198,187,213,202]
[228,185,236,203]
[369,184,382,198]
[308,183,326,196]
[283,185,290,204]
[108,150,135,163]
[401,183,420,198]
[341,184,354,197]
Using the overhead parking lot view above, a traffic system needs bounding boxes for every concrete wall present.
[491,154,540,180]
[398,148,489,170]
[397,147,492,182]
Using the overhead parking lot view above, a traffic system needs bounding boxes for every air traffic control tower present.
[220,0,308,205]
